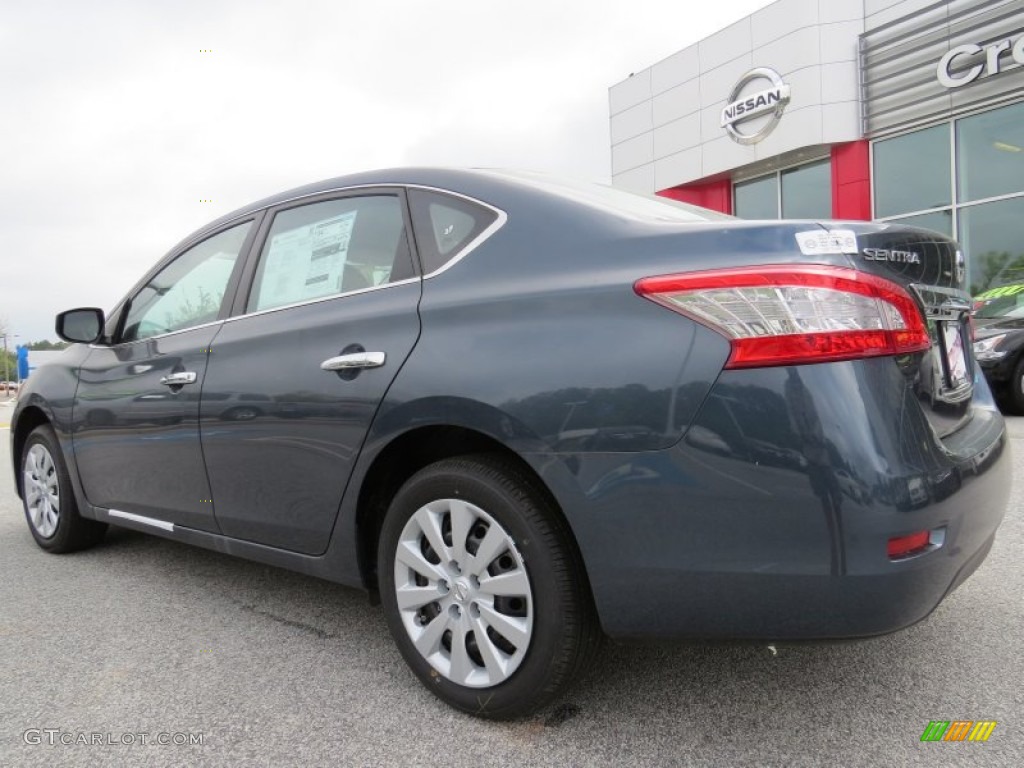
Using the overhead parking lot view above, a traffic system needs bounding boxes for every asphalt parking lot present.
[1,399,1022,767]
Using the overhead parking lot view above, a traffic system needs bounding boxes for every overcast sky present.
[1,0,772,344]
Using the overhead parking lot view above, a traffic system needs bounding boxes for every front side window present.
[121,221,252,342]
[248,195,412,313]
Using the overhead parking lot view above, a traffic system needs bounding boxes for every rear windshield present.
[482,169,731,224]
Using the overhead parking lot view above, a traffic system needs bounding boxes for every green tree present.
[27,340,70,351]
[0,318,15,385]
[0,349,15,385]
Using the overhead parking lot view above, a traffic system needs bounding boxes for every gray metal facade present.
[860,0,1024,137]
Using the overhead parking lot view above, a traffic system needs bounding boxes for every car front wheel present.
[21,425,107,552]
[378,455,599,719]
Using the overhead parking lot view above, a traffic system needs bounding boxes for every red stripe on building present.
[831,140,871,220]
[657,178,732,215]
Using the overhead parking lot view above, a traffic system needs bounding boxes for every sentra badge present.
[861,248,921,265]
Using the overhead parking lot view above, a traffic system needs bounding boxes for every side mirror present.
[56,308,106,344]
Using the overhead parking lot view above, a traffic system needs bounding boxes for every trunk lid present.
[817,221,974,434]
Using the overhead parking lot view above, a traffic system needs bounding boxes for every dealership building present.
[609,0,1024,294]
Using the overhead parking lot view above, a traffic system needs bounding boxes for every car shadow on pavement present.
[64,521,1016,757]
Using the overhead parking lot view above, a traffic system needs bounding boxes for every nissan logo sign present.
[720,67,791,145]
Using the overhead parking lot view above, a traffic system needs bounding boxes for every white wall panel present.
[819,19,863,64]
[612,164,656,194]
[754,104,824,160]
[702,135,758,179]
[751,0,820,48]
[822,100,861,141]
[753,26,823,75]
[651,45,699,96]
[610,102,653,145]
[783,66,825,112]
[609,69,652,116]
[819,61,860,104]
[611,132,654,174]
[654,148,702,190]
[818,0,864,24]
[698,19,753,72]
[653,79,701,127]
[606,0,927,192]
[653,113,702,159]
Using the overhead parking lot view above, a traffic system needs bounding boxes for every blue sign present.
[17,345,29,380]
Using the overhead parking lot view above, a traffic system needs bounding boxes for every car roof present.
[173,167,726,254]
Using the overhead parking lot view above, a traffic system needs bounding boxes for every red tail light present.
[887,531,930,559]
[635,265,930,369]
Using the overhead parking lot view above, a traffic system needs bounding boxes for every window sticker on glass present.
[257,211,358,308]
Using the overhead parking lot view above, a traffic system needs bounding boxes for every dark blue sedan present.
[9,169,1011,718]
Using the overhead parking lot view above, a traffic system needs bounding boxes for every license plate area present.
[924,316,974,411]
[911,283,975,404]
[940,320,969,389]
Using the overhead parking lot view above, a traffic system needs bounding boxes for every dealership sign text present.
[937,35,1024,89]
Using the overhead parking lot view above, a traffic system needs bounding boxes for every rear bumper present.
[545,358,1012,640]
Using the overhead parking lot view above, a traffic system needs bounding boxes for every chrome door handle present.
[320,352,386,371]
[159,371,198,386]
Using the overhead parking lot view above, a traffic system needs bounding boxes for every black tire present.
[20,425,107,553]
[1007,356,1024,415]
[377,454,600,719]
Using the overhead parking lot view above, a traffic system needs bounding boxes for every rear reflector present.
[635,265,930,368]
[887,531,931,559]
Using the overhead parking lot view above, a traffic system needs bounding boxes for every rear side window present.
[248,195,413,312]
[408,189,498,274]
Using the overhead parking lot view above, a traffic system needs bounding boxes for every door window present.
[248,195,413,313]
[121,222,252,342]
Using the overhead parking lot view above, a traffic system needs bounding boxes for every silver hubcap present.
[393,499,533,688]
[24,444,60,538]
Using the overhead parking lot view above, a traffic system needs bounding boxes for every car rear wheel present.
[378,455,599,719]
[21,426,107,552]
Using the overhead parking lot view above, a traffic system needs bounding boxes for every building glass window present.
[873,123,950,218]
[959,197,1024,296]
[882,210,953,238]
[957,101,1024,204]
[873,101,1024,297]
[781,161,831,218]
[734,159,830,220]
[734,175,777,219]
